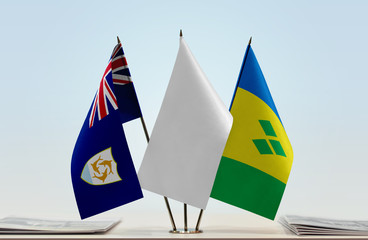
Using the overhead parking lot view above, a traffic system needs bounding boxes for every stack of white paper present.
[280,215,368,236]
[0,216,119,234]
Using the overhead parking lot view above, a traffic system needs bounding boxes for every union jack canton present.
[89,43,140,128]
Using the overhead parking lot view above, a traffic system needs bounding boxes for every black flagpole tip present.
[180,29,183,37]
[117,36,121,44]
[248,36,252,45]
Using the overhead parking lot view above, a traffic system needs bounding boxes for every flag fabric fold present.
[138,37,233,209]
[71,42,143,219]
[211,44,293,220]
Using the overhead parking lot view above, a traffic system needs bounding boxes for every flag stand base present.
[169,229,203,234]
[168,204,204,234]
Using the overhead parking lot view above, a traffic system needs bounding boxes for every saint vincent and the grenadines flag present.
[71,42,143,219]
[211,41,293,220]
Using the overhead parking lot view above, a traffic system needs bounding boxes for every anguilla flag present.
[71,41,143,219]
[211,41,293,220]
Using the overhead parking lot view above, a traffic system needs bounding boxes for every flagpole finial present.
[117,36,121,44]
[180,29,183,37]
[248,36,252,45]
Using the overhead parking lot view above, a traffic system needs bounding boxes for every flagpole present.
[164,195,177,231]
[140,116,177,231]
[195,209,203,231]
[229,36,252,110]
[181,29,204,233]
[184,203,188,232]
[116,36,177,232]
[179,29,190,233]
[179,29,203,234]
[180,30,190,233]
[139,117,177,231]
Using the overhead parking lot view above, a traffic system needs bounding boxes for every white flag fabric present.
[138,37,233,209]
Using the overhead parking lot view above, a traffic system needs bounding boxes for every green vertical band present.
[211,156,286,220]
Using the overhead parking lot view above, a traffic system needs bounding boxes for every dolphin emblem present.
[81,147,122,185]
[99,160,113,174]
[91,156,103,175]
[93,168,108,182]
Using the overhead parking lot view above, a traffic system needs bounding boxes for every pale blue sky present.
[1,0,368,221]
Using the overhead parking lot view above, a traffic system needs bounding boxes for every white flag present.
[138,37,233,209]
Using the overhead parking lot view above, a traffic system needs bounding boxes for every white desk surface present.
[0,213,367,240]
